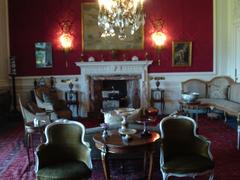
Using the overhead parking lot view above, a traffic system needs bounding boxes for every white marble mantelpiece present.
[75,61,152,117]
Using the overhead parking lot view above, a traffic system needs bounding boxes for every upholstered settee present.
[182,76,240,149]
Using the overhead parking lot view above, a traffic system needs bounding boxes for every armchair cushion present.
[37,161,91,180]
[162,155,214,174]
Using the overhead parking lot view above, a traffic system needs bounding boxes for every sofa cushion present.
[208,85,228,99]
[199,98,240,116]
[228,84,240,104]
[207,77,233,99]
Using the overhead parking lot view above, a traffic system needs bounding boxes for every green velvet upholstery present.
[159,115,214,180]
[35,120,92,180]
[37,161,91,180]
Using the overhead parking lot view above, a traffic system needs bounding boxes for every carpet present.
[0,117,240,180]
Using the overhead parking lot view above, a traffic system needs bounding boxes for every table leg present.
[101,147,110,180]
[144,151,148,174]
[148,151,154,180]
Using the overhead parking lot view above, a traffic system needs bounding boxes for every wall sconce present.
[59,20,73,53]
[151,18,167,66]
[59,20,73,68]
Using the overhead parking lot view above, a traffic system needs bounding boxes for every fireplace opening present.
[102,80,128,111]
[89,75,141,117]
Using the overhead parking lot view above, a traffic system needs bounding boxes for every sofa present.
[181,76,240,149]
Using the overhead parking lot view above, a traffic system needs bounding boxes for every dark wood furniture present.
[65,90,79,117]
[151,88,165,114]
[93,130,160,180]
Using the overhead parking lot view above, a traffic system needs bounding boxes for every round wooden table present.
[93,130,160,180]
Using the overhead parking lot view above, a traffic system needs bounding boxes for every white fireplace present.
[75,60,152,117]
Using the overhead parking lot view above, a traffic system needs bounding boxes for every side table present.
[65,90,79,117]
[179,100,209,122]
[93,130,160,180]
[151,88,165,114]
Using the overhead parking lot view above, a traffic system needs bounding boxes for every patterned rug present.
[0,117,240,180]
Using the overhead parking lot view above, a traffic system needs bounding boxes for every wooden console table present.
[93,130,160,180]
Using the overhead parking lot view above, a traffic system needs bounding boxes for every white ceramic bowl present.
[181,92,199,103]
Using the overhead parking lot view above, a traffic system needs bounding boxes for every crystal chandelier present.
[98,0,145,40]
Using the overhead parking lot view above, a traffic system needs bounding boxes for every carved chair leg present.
[161,171,168,180]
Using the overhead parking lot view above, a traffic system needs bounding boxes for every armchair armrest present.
[35,144,51,172]
[193,135,213,160]
[77,144,92,170]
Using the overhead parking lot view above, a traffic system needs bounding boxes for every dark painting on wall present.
[172,41,192,67]
[35,42,52,68]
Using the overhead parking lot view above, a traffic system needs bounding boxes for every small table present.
[179,100,209,121]
[93,130,160,180]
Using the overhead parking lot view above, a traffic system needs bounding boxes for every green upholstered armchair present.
[159,115,214,180]
[35,120,92,180]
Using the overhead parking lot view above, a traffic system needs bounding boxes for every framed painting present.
[172,41,192,67]
[35,42,52,68]
[81,3,144,51]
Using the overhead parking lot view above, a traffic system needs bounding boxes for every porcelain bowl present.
[181,92,199,103]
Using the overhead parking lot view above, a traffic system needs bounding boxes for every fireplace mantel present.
[75,60,152,117]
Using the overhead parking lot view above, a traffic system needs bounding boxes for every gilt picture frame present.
[81,3,144,51]
[172,41,192,67]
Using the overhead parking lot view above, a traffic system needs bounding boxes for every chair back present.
[159,116,197,159]
[44,120,92,168]
[19,97,35,124]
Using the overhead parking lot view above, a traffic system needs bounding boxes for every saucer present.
[118,128,137,135]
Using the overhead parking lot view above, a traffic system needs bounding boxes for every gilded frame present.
[81,3,144,51]
[172,41,192,67]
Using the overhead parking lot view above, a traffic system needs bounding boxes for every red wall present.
[8,0,213,76]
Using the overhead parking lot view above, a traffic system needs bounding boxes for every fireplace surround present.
[76,61,152,117]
